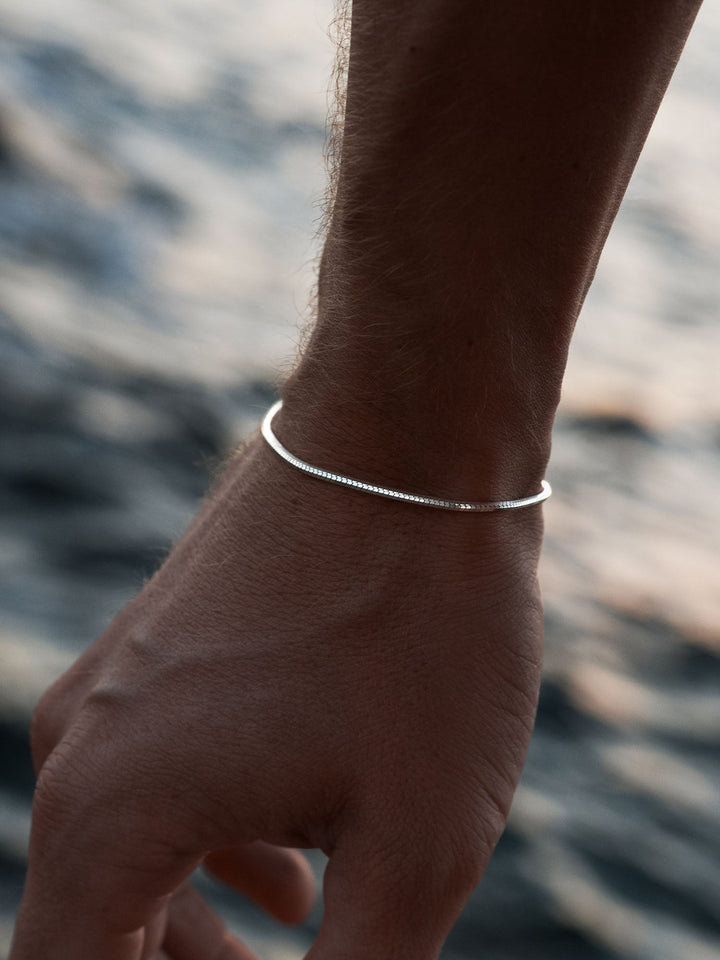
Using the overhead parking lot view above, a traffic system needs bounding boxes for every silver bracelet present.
[261,400,551,512]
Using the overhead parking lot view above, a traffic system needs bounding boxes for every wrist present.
[279,348,557,506]
[243,430,546,582]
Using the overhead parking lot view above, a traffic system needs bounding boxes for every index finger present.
[10,749,200,960]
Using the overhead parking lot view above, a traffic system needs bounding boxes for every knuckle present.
[32,745,87,839]
[444,843,485,899]
[439,813,492,894]
[29,685,63,765]
[427,811,498,899]
[33,698,197,853]
[402,829,486,910]
[32,707,122,837]
[365,809,488,911]
[32,735,140,870]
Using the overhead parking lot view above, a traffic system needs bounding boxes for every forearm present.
[280,0,701,500]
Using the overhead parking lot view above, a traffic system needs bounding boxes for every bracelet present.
[261,400,551,512]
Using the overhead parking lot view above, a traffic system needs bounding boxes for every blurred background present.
[0,0,719,957]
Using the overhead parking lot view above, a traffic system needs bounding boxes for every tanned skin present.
[12,3,702,959]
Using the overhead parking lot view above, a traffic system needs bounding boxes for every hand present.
[12,432,545,960]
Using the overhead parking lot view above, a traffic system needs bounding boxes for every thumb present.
[308,818,484,960]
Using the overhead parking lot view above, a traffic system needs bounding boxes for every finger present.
[204,842,315,924]
[10,746,201,960]
[140,907,169,960]
[306,818,486,960]
[162,884,258,960]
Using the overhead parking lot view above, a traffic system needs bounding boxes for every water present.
[1,1,719,957]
